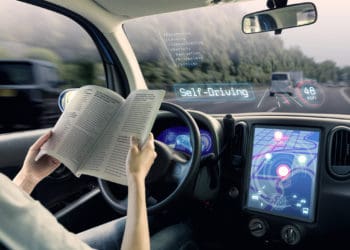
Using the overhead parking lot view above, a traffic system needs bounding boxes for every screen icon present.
[302,208,309,215]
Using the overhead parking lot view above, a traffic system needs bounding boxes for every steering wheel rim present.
[98,101,201,214]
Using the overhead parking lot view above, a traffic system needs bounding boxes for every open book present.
[37,85,165,185]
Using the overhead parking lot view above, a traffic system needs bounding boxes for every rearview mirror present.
[242,2,317,34]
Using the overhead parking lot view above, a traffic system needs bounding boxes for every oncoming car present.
[0,59,62,130]
[1,0,350,249]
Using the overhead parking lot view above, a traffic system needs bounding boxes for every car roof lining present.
[34,0,248,32]
[45,0,234,19]
[92,0,211,18]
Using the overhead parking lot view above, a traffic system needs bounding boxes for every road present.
[1,85,349,134]
[169,86,350,115]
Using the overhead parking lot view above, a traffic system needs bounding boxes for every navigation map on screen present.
[246,126,320,222]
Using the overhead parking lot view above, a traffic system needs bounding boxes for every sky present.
[1,0,350,67]
[0,0,99,61]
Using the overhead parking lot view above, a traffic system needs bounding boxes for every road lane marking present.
[257,89,269,108]
[268,107,278,112]
[289,96,303,107]
[281,95,290,105]
[340,87,350,104]
[276,95,281,108]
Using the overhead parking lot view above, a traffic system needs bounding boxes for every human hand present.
[126,133,157,183]
[13,130,61,193]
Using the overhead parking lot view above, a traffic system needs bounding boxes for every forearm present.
[1,174,92,250]
[121,176,150,250]
[13,170,40,194]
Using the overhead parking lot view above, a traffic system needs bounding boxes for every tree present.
[318,60,338,83]
[24,48,61,64]
[0,48,9,59]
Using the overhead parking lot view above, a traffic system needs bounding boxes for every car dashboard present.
[153,110,350,248]
[156,126,214,156]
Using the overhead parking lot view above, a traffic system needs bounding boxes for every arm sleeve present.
[0,174,93,250]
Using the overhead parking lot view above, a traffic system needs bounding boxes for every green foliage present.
[139,34,349,89]
[0,48,9,59]
[317,60,338,83]
[340,66,350,82]
[22,48,104,88]
[24,48,61,64]
[60,62,105,88]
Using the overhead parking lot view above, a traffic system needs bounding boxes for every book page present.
[38,85,124,174]
[80,89,165,185]
[81,134,130,185]
[119,89,166,144]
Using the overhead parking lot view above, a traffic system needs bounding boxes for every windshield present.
[0,62,33,85]
[124,0,350,115]
[272,74,288,81]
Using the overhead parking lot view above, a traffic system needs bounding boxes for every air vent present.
[328,126,350,178]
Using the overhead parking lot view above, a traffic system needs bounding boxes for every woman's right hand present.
[126,133,157,183]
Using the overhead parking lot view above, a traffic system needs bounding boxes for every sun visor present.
[92,0,217,18]
[37,0,241,19]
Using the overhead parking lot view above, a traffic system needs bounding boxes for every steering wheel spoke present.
[171,150,189,164]
[169,161,191,185]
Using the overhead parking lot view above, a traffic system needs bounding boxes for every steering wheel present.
[98,102,201,214]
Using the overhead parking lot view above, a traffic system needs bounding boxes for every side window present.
[0,1,106,133]
[40,66,60,86]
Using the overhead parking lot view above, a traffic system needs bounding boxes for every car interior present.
[1,0,350,249]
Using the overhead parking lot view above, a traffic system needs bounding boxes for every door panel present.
[0,128,50,173]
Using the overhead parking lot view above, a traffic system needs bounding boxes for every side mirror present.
[58,88,77,112]
[242,2,317,34]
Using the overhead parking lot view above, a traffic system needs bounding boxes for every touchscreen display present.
[246,126,320,222]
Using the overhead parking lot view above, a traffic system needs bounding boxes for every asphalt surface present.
[170,86,350,115]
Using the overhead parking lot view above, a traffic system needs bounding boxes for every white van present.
[269,71,303,96]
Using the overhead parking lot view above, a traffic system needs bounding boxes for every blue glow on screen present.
[156,126,213,155]
[246,126,320,222]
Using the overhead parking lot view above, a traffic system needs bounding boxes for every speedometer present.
[156,126,213,155]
